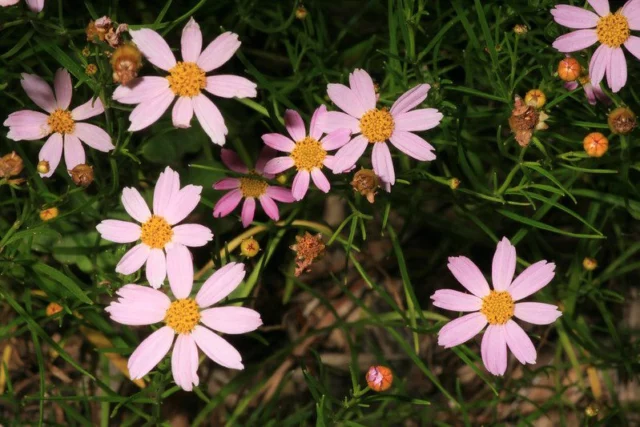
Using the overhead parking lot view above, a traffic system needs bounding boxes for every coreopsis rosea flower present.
[0,0,43,12]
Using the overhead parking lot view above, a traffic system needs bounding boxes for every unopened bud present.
[85,64,98,76]
[583,132,608,158]
[276,174,288,185]
[70,164,94,187]
[525,89,546,109]
[46,302,63,317]
[351,168,379,203]
[40,207,59,221]
[585,404,599,418]
[513,24,528,35]
[82,46,91,57]
[558,57,581,82]
[295,6,307,20]
[366,366,393,392]
[608,107,636,135]
[37,160,50,174]
[449,178,460,190]
[240,238,260,258]
[582,257,597,271]
[0,152,24,178]
[111,43,142,85]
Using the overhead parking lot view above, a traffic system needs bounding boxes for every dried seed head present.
[46,302,63,317]
[525,89,546,108]
[608,106,636,135]
[0,152,24,178]
[583,132,608,158]
[513,24,528,35]
[351,168,380,203]
[37,160,50,175]
[40,207,59,221]
[509,95,541,147]
[85,64,97,76]
[111,43,142,85]
[240,238,260,258]
[70,164,94,187]
[558,57,581,81]
[295,6,307,20]
[291,232,325,276]
[366,366,393,392]
[582,257,598,271]
[86,18,111,42]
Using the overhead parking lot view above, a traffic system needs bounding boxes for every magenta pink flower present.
[319,69,441,187]
[431,237,562,376]
[106,260,262,391]
[97,167,213,288]
[564,77,611,105]
[0,0,43,12]
[261,106,351,200]
[3,69,114,178]
[213,148,295,227]
[551,0,640,93]
[113,17,256,145]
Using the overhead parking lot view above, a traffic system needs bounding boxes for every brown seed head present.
[366,366,393,392]
[291,232,325,276]
[558,57,581,82]
[583,132,608,157]
[608,106,636,135]
[0,152,24,178]
[111,43,142,85]
[509,96,540,147]
[351,168,380,203]
[70,164,94,187]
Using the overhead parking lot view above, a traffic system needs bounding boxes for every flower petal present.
[213,189,243,218]
[491,237,516,291]
[348,69,377,111]
[430,289,483,312]
[192,325,243,369]
[481,325,507,376]
[552,29,598,53]
[205,75,257,98]
[331,135,368,174]
[292,169,310,200]
[54,69,72,110]
[447,256,491,298]
[550,5,600,29]
[128,89,175,132]
[220,149,248,173]
[241,197,256,228]
[309,105,326,140]
[116,244,151,275]
[624,35,640,60]
[393,108,443,132]
[130,28,176,71]
[255,146,276,177]
[171,224,214,247]
[388,130,436,161]
[507,261,556,301]
[588,0,609,17]
[200,307,262,334]
[624,0,640,30]
[166,244,194,299]
[371,142,395,185]
[38,133,63,178]
[122,187,152,223]
[4,110,50,141]
[514,302,562,325]
[265,186,294,203]
[284,109,307,141]
[112,77,171,105]
[105,284,171,325]
[437,312,487,348]
[263,156,295,174]
[193,94,227,145]
[63,134,85,171]
[73,123,115,152]
[172,96,194,128]
[606,47,627,93]
[319,111,361,133]
[262,133,295,152]
[590,44,612,88]
[390,84,431,115]
[71,97,105,121]
[24,0,43,12]
[21,73,56,113]
[128,326,175,380]
[164,185,203,225]
[213,178,241,191]
[171,333,199,391]
[153,166,180,217]
[181,17,202,63]
[96,220,141,243]
[311,168,330,193]
[146,248,167,289]
[196,262,246,308]
[197,32,240,73]
[259,195,280,221]
[504,320,537,365]
[327,83,366,118]
[320,128,351,151]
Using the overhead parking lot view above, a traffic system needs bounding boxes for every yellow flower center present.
[480,291,515,325]
[596,12,630,48]
[360,108,395,143]
[47,109,75,135]
[140,215,173,249]
[239,175,268,198]
[290,137,327,171]
[164,298,200,334]
[166,61,206,97]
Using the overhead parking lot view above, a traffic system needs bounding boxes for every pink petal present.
[447,256,491,298]
[311,168,330,193]
[437,312,487,348]
[390,84,431,115]
[255,146,276,177]
[291,170,310,200]
[213,178,240,190]
[507,261,556,301]
[122,187,152,223]
[197,32,240,73]
[309,105,326,140]
[590,44,612,89]
[606,47,627,93]
[0,0,21,6]
[130,28,176,71]
[171,333,199,391]
[624,35,640,60]
[371,142,395,185]
[172,97,194,128]
[265,186,295,203]
[319,111,361,134]
[552,29,598,53]
[550,5,599,29]
[331,135,368,174]
[259,195,280,220]
[193,94,227,145]
[491,237,516,291]
[320,128,351,151]
[593,82,612,105]
[171,223,214,247]
[153,166,180,217]
[327,83,366,118]
[71,97,104,121]
[388,130,435,161]
[220,149,248,173]
[112,76,171,105]
[164,185,202,225]
[166,244,194,299]
[205,75,257,98]
[588,0,609,16]
[583,83,598,105]
[105,284,171,325]
[128,89,175,132]
[4,110,50,141]
[393,108,443,132]
[192,325,244,370]
[213,189,243,218]
[73,123,115,152]
[430,289,482,312]
[564,81,579,91]
[262,133,295,152]
[116,244,151,275]
[24,0,43,12]
[181,17,202,63]
[200,307,262,334]
[514,302,562,325]
[481,325,507,376]
[284,109,307,141]
[504,320,536,365]
[241,197,256,228]
[196,262,246,308]
[38,133,63,178]
[624,1,640,30]
[54,69,72,110]
[146,248,167,289]
[263,156,295,175]
[96,220,141,243]
[21,73,56,113]
[128,326,175,380]
[348,69,377,111]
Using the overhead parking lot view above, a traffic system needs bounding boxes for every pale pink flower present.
[564,78,611,105]
[431,237,562,376]
[213,148,295,227]
[319,69,441,187]
[262,106,351,200]
[551,0,640,93]
[106,259,262,391]
[97,166,213,288]
[113,17,256,145]
[3,69,114,178]
[0,0,43,12]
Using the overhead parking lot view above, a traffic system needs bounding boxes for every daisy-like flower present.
[551,0,640,93]
[431,237,562,376]
[0,0,43,12]
[113,17,257,145]
[213,148,295,227]
[97,167,213,288]
[106,258,262,391]
[261,106,351,200]
[3,69,114,178]
[564,76,611,105]
[319,69,442,186]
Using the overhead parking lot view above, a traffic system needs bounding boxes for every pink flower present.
[551,0,640,93]
[3,69,114,178]
[97,167,213,288]
[106,260,262,391]
[0,0,43,12]
[431,237,562,376]
[213,148,295,227]
[261,106,351,200]
[319,69,442,187]
[564,77,611,105]
[113,17,257,145]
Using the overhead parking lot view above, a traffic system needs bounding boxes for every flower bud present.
[82,46,91,57]
[558,57,581,82]
[111,43,142,85]
[46,302,63,317]
[295,6,307,20]
[607,107,636,135]
[513,24,528,35]
[524,89,546,108]
[351,168,379,203]
[37,160,50,175]
[70,164,94,187]
[276,174,288,185]
[85,64,98,76]
[240,238,260,258]
[366,366,393,392]
[582,257,597,271]
[449,178,460,190]
[40,207,59,221]
[0,152,24,178]
[583,132,608,158]
[585,404,599,418]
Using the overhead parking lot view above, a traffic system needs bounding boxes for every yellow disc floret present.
[290,137,327,171]
[166,62,206,97]
[48,109,75,135]
[239,175,268,198]
[360,108,395,143]
[140,215,173,249]
[596,13,630,48]
[164,298,200,334]
[480,291,515,325]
